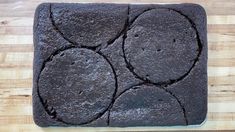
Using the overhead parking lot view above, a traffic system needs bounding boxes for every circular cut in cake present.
[38,48,116,124]
[109,85,185,126]
[124,8,199,84]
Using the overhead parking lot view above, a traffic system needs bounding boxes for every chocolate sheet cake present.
[33,3,207,127]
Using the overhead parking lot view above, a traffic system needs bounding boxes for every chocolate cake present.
[33,3,207,127]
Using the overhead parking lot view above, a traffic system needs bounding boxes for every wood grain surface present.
[0,0,235,131]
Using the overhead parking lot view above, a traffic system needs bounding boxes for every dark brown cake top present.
[33,3,207,127]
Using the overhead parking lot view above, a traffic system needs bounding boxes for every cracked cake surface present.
[33,3,207,127]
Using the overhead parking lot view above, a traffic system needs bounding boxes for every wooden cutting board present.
[0,0,235,131]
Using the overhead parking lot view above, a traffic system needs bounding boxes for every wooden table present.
[0,0,235,131]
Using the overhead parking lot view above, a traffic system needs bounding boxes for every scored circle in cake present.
[124,8,199,84]
[38,48,116,124]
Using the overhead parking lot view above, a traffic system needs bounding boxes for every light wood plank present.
[209,50,235,59]
[0,35,33,44]
[0,79,32,89]
[0,27,33,35]
[208,15,235,24]
[208,67,235,77]
[208,76,235,85]
[0,17,33,27]
[208,58,235,67]
[208,25,235,33]
[0,44,33,52]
